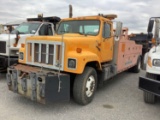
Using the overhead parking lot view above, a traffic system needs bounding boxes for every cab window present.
[103,23,111,38]
[39,24,53,36]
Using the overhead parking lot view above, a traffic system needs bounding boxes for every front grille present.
[41,44,46,63]
[26,41,64,70]
[0,41,6,53]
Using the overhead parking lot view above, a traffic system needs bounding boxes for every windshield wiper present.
[74,32,87,36]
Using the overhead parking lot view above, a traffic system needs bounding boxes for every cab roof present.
[27,16,61,23]
[62,14,117,21]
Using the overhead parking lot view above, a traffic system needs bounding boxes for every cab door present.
[39,23,54,35]
[100,22,113,62]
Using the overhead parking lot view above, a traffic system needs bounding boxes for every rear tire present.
[73,67,97,105]
[130,56,141,73]
[143,73,156,104]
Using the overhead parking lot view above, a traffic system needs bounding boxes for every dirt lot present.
[0,70,159,120]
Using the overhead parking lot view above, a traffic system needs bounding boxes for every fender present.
[64,51,102,74]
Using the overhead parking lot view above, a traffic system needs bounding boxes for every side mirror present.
[147,32,153,40]
[147,19,154,33]
[154,18,160,42]
[114,22,122,40]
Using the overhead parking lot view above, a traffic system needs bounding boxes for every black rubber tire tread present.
[143,73,156,104]
[141,55,146,70]
[131,56,141,73]
[73,67,97,105]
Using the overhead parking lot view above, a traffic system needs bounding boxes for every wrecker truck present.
[129,33,151,69]
[0,15,60,69]
[139,17,160,104]
[7,14,142,105]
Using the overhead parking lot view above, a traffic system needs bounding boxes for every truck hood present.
[27,33,97,42]
[149,45,160,59]
[59,33,96,38]
[0,33,33,41]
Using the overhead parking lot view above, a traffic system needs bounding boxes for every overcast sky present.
[0,0,159,33]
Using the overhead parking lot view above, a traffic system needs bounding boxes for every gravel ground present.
[0,70,159,120]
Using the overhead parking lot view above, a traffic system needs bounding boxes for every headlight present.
[68,58,76,69]
[19,52,24,60]
[153,59,160,66]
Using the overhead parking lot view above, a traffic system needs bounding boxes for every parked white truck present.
[0,16,60,69]
[139,17,160,104]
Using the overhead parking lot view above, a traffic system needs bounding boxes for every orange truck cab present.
[7,14,142,105]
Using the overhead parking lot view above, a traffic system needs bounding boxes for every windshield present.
[11,22,41,34]
[57,20,100,36]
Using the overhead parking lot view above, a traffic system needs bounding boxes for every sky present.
[0,0,159,33]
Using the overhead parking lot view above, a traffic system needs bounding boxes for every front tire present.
[73,67,97,105]
[143,73,156,104]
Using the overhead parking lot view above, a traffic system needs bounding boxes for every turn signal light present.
[76,48,82,53]
[147,57,152,67]
[21,43,25,48]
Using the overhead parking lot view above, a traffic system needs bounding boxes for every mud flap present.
[45,74,70,103]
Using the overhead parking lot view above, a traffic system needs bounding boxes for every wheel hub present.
[85,75,95,97]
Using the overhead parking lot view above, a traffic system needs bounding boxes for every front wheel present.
[73,67,97,105]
